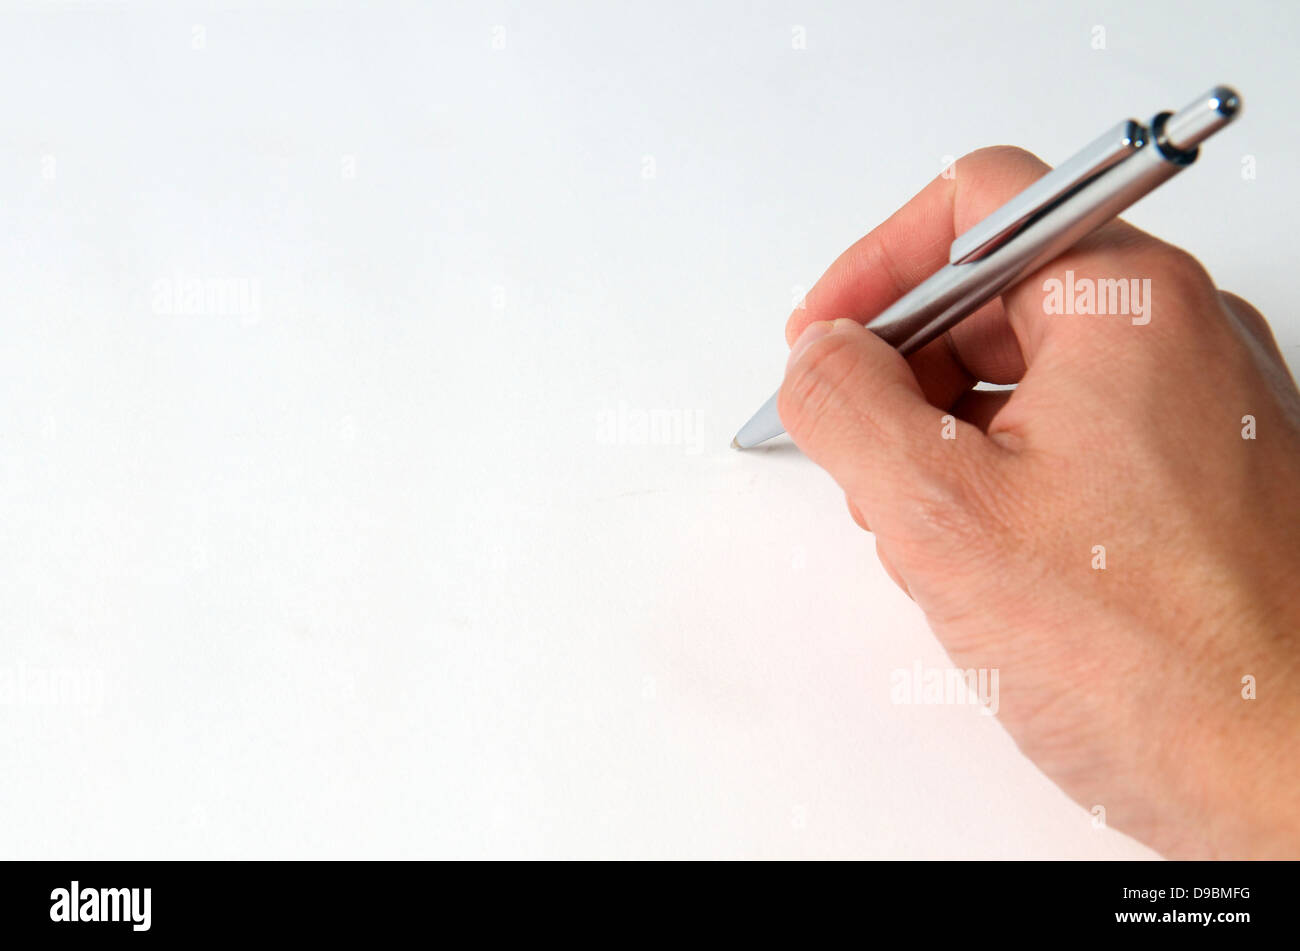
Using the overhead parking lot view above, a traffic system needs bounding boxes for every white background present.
[2,1,1296,858]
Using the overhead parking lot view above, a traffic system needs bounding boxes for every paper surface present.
[2,1,1295,858]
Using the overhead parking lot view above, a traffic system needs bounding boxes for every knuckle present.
[1140,245,1222,328]
[902,427,1016,538]
[900,480,977,540]
[1221,290,1276,342]
[1146,244,1211,287]
[895,463,990,542]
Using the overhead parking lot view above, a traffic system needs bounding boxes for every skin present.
[779,146,1300,859]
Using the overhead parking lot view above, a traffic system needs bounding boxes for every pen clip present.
[948,119,1147,265]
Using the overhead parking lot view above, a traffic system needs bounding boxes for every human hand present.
[780,147,1300,858]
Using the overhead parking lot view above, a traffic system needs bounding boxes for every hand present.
[780,146,1300,859]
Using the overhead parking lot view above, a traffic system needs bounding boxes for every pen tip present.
[730,437,741,450]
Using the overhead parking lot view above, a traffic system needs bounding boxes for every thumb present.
[777,319,1007,545]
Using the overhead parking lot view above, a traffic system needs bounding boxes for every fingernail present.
[788,321,834,369]
[787,319,859,370]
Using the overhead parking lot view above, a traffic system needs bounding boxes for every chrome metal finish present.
[733,391,782,449]
[948,120,1145,265]
[1162,85,1241,151]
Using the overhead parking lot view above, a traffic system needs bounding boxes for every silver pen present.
[732,85,1242,450]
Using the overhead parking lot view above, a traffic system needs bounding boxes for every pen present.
[731,85,1242,450]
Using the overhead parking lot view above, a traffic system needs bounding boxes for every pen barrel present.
[866,140,1189,355]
